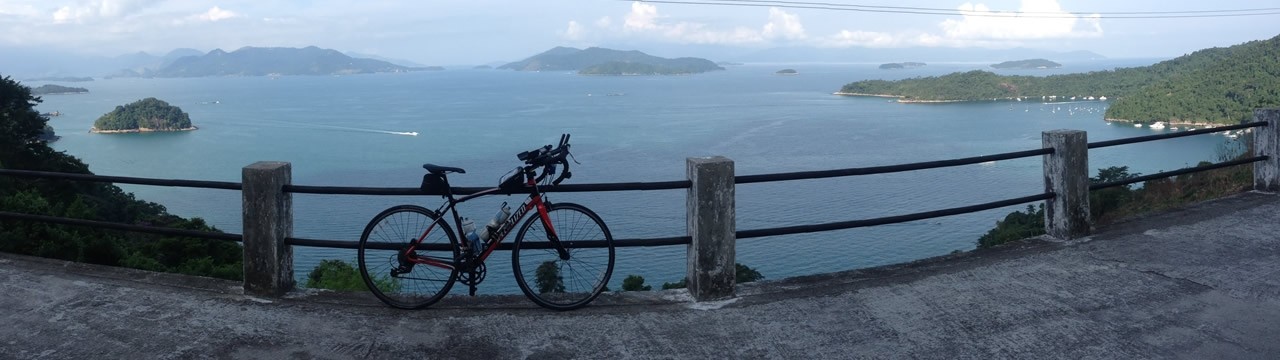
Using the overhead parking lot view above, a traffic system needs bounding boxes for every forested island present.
[991,59,1061,69]
[500,47,723,75]
[838,34,1280,124]
[879,62,926,70]
[92,98,195,133]
[776,69,798,75]
[144,46,425,77]
[0,77,241,280]
[31,84,88,95]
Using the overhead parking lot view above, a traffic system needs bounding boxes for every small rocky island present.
[31,84,88,95]
[775,69,798,75]
[92,98,196,133]
[991,59,1061,69]
[879,62,926,70]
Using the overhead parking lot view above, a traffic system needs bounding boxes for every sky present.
[0,0,1277,64]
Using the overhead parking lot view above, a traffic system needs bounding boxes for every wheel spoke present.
[512,203,614,311]
[358,206,459,309]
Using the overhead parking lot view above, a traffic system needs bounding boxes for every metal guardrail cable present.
[0,169,242,190]
[0,211,243,242]
[1089,156,1269,190]
[735,148,1053,184]
[282,180,692,195]
[285,235,690,249]
[1088,121,1265,149]
[735,192,1055,239]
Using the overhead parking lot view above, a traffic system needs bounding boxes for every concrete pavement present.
[2,191,1279,359]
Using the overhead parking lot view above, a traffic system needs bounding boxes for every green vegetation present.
[978,143,1252,248]
[535,261,565,293]
[0,76,241,280]
[153,46,416,77]
[991,59,1061,69]
[622,275,652,291]
[841,34,1280,124]
[93,97,193,132]
[500,46,723,75]
[304,259,399,292]
[657,263,765,290]
[879,62,926,70]
[30,84,87,95]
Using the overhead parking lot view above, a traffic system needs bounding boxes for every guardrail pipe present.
[1255,109,1280,192]
[242,161,295,296]
[1042,130,1092,240]
[686,156,736,301]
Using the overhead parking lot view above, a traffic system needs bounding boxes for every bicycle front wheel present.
[512,202,615,311]
[358,205,459,309]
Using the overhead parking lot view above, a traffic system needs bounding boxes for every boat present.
[1134,123,1143,128]
[1170,127,1179,131]
[1149,122,1166,130]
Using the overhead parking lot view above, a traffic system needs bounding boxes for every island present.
[879,62,926,70]
[499,46,723,75]
[141,46,425,77]
[92,98,196,133]
[836,34,1280,125]
[717,61,744,66]
[31,84,88,95]
[776,69,798,75]
[991,59,1061,69]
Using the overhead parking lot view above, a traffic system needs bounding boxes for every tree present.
[535,261,565,294]
[622,275,651,291]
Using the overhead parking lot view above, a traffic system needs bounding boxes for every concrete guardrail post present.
[1042,130,1092,240]
[1254,109,1280,192]
[242,161,294,297]
[686,156,736,301]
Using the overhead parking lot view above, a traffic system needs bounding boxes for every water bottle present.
[477,202,511,243]
[461,218,481,252]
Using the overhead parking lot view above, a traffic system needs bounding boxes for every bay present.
[33,60,1238,294]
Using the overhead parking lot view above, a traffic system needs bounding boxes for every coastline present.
[1103,118,1230,127]
[90,126,199,134]
[832,92,966,104]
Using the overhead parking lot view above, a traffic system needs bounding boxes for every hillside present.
[499,47,723,75]
[839,34,1280,124]
[92,98,194,132]
[152,46,419,77]
[991,59,1061,69]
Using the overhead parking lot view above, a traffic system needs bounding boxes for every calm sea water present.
[33,60,1237,294]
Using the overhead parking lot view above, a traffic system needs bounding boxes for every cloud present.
[609,2,805,45]
[50,0,162,24]
[173,6,239,25]
[561,20,584,41]
[762,8,805,40]
[939,0,1102,40]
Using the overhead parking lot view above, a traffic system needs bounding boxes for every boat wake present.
[258,120,417,136]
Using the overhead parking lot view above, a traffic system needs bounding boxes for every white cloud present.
[595,16,612,28]
[197,6,237,22]
[762,8,805,40]
[623,2,658,32]
[818,30,898,48]
[939,0,1102,40]
[50,0,161,24]
[561,20,584,40]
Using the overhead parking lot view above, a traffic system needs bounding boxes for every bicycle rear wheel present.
[358,205,459,309]
[512,202,615,311]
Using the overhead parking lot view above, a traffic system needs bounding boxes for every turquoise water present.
[33,61,1237,293]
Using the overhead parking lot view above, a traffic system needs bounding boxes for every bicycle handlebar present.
[516,134,573,186]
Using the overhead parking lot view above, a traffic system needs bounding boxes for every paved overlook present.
[3,192,1280,359]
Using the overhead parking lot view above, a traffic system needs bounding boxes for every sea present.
[31,59,1241,294]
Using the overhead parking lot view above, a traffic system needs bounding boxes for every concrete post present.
[242,161,294,297]
[1254,109,1280,192]
[686,156,735,301]
[1042,130,1092,240]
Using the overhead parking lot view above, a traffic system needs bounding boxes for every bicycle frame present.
[403,172,566,271]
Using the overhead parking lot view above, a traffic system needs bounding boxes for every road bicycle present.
[357,134,615,311]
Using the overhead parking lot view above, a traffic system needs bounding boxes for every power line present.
[631,0,1280,19]
[698,0,1280,16]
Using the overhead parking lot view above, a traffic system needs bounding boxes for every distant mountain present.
[153,46,418,77]
[344,51,429,68]
[31,84,88,95]
[737,47,1105,63]
[838,34,1280,124]
[991,59,1062,69]
[500,47,723,75]
[879,62,927,70]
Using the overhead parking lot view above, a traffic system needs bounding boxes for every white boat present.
[1134,123,1143,128]
[1170,127,1179,130]
[1149,122,1166,130]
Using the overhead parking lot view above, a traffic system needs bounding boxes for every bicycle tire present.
[358,205,459,309]
[512,202,615,311]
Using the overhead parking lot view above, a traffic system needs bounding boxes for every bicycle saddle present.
[423,163,466,174]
